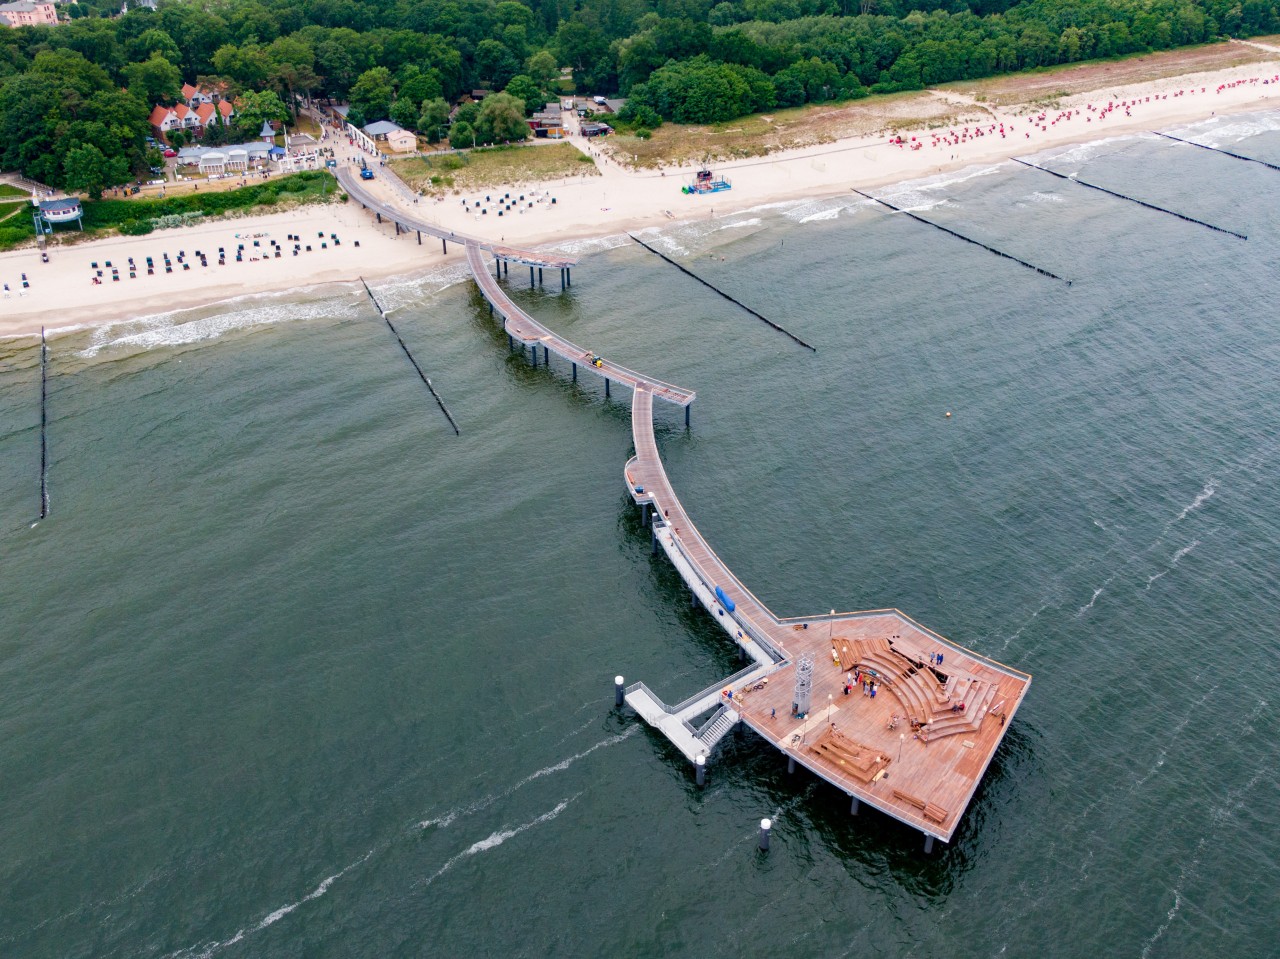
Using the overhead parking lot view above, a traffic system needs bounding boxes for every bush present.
[119,219,153,236]
[0,226,29,249]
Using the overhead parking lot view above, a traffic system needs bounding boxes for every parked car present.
[163,149,177,157]
[360,168,374,180]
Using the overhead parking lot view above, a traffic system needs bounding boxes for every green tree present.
[64,144,128,199]
[504,74,542,114]
[123,54,183,104]
[475,39,520,89]
[449,120,475,149]
[232,89,288,141]
[390,97,420,129]
[397,70,443,106]
[525,49,559,88]
[418,97,450,142]
[349,66,394,122]
[212,43,270,90]
[126,28,182,65]
[474,91,529,144]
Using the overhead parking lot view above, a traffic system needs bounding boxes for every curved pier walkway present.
[343,160,1029,851]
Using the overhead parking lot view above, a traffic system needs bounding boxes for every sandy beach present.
[4,56,1280,341]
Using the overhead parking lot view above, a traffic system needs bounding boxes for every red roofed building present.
[149,99,232,137]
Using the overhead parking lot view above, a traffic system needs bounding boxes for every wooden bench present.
[924,802,949,824]
[892,788,928,810]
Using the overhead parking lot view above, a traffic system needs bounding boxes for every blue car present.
[360,168,374,180]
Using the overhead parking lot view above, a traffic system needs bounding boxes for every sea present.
[2,111,1279,959]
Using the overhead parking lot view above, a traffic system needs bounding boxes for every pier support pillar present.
[504,260,509,276]
[572,362,577,382]
[539,267,543,284]
[495,260,500,280]
[692,588,698,608]
[530,266,535,286]
[614,675,625,708]
[850,796,860,815]
[531,344,538,367]
[685,405,691,429]
[758,818,771,852]
[923,835,935,855]
[507,333,513,350]
[567,268,571,286]
[544,344,550,366]
[787,755,796,774]
[560,268,565,290]
[651,525,658,555]
[376,212,381,223]
[395,222,400,235]
[641,503,649,526]
[695,755,706,787]
[605,379,611,399]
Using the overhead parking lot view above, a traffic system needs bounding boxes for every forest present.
[1,0,1278,192]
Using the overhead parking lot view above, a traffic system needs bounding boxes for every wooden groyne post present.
[360,279,461,436]
[39,327,48,519]
[1014,158,1247,240]
[851,188,1071,284]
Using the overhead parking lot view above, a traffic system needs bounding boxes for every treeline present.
[0,0,1277,192]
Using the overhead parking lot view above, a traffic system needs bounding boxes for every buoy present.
[945,411,952,418]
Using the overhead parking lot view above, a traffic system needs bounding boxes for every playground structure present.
[683,169,731,195]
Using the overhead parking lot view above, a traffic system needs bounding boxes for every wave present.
[1175,480,1216,522]
[421,794,579,887]
[416,726,637,831]
[165,850,373,959]
[77,288,365,357]
[1171,110,1280,149]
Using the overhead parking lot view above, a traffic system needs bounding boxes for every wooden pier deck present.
[344,160,1030,848]
[467,244,696,407]
[626,386,1031,846]
[337,165,576,269]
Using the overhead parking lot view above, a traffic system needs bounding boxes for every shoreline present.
[3,57,1279,342]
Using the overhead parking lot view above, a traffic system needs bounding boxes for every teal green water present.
[3,117,1279,958]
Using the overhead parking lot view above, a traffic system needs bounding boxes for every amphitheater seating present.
[807,728,891,784]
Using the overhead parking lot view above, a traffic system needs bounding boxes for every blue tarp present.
[715,586,735,612]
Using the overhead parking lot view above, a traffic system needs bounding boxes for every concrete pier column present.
[758,819,772,852]
[691,588,698,607]
[787,755,796,774]
[641,503,650,527]
[530,344,537,367]
[376,212,382,223]
[507,333,513,350]
[685,405,691,428]
[923,835,935,855]
[566,268,571,286]
[605,379,611,399]
[539,267,543,284]
[530,266,535,286]
[695,754,706,787]
[544,344,550,365]
[651,525,658,555]
[560,268,565,290]
[614,675,625,707]
[572,362,577,382]
[850,796,860,815]
[395,221,400,235]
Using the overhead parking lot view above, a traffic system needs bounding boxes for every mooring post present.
[758,819,772,852]
[787,755,796,774]
[695,754,706,787]
[850,796,860,815]
[614,675,625,707]
[923,835,935,855]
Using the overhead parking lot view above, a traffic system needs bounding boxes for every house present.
[528,103,564,139]
[193,101,234,127]
[362,120,405,141]
[470,89,491,101]
[580,121,612,138]
[0,0,57,26]
[177,141,275,175]
[180,82,229,109]
[148,103,201,134]
[386,129,418,153]
[149,100,233,136]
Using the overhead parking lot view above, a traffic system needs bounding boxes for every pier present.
[344,162,1030,851]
